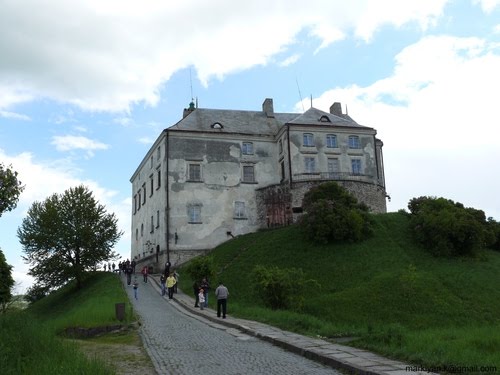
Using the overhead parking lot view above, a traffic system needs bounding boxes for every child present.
[133,280,139,300]
[198,288,205,310]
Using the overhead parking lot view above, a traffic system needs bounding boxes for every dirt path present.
[71,329,156,374]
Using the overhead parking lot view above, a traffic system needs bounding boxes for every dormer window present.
[319,115,331,123]
[211,122,223,129]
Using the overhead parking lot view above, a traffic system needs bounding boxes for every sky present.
[1,0,500,294]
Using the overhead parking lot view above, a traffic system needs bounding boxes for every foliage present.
[0,163,25,217]
[18,185,123,291]
[25,284,51,304]
[299,182,373,244]
[251,265,317,310]
[486,217,500,251]
[184,255,216,283]
[0,248,15,313]
[407,196,495,257]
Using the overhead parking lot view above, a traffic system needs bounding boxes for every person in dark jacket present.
[193,280,200,307]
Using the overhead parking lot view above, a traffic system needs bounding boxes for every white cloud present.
[0,110,30,121]
[278,54,301,67]
[0,0,451,112]
[474,0,500,12]
[309,35,500,220]
[51,135,109,158]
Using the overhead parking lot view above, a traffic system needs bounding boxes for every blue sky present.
[1,0,499,293]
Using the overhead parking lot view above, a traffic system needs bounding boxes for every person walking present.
[198,288,205,310]
[160,273,167,296]
[166,272,177,300]
[142,265,149,283]
[215,282,229,319]
[133,280,139,300]
[193,280,200,307]
[200,277,210,308]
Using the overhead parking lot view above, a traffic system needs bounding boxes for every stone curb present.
[146,274,433,375]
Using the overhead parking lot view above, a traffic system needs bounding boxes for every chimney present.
[330,102,342,116]
[183,101,196,118]
[262,98,274,118]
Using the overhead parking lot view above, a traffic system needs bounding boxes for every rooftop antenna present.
[295,77,304,112]
[189,67,194,102]
[310,94,313,108]
[345,104,348,116]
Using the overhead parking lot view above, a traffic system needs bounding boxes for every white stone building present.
[130,99,387,270]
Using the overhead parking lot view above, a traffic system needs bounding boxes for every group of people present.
[159,271,178,299]
[193,277,229,318]
[117,258,230,318]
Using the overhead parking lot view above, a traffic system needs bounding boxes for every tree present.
[17,185,123,290]
[408,196,493,257]
[299,182,373,244]
[0,163,25,217]
[0,248,15,313]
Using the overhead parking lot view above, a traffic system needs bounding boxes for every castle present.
[130,98,387,269]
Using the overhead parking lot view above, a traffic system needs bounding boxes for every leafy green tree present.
[299,182,373,244]
[0,163,25,217]
[0,248,15,313]
[184,255,216,283]
[408,196,493,257]
[17,185,123,291]
[252,265,318,310]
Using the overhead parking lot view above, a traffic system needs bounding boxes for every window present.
[156,210,160,228]
[328,158,340,178]
[188,163,202,181]
[141,223,144,237]
[280,161,285,181]
[349,135,360,149]
[157,146,161,160]
[188,205,201,223]
[242,165,255,183]
[142,184,146,205]
[157,169,161,189]
[351,159,362,175]
[135,228,138,241]
[211,122,223,129]
[303,133,314,147]
[149,175,154,197]
[326,134,337,148]
[234,201,246,219]
[279,139,283,154]
[319,115,331,123]
[138,190,141,210]
[150,215,154,233]
[242,142,254,155]
[304,157,316,173]
[133,194,137,214]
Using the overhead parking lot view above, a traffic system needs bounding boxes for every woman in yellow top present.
[166,272,177,300]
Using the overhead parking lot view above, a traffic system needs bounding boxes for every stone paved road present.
[123,277,341,375]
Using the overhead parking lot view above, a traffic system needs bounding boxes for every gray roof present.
[168,106,371,136]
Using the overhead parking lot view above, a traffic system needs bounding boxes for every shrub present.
[252,265,318,310]
[408,196,493,257]
[184,255,216,283]
[299,182,373,244]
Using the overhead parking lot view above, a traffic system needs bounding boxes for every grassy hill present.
[0,272,150,375]
[179,212,500,370]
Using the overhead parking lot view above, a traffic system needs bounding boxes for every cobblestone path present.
[123,277,340,375]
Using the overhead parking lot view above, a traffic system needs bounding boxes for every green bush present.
[299,182,373,244]
[252,265,317,310]
[184,255,216,283]
[408,196,494,257]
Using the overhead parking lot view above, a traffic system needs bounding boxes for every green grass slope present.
[180,212,500,369]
